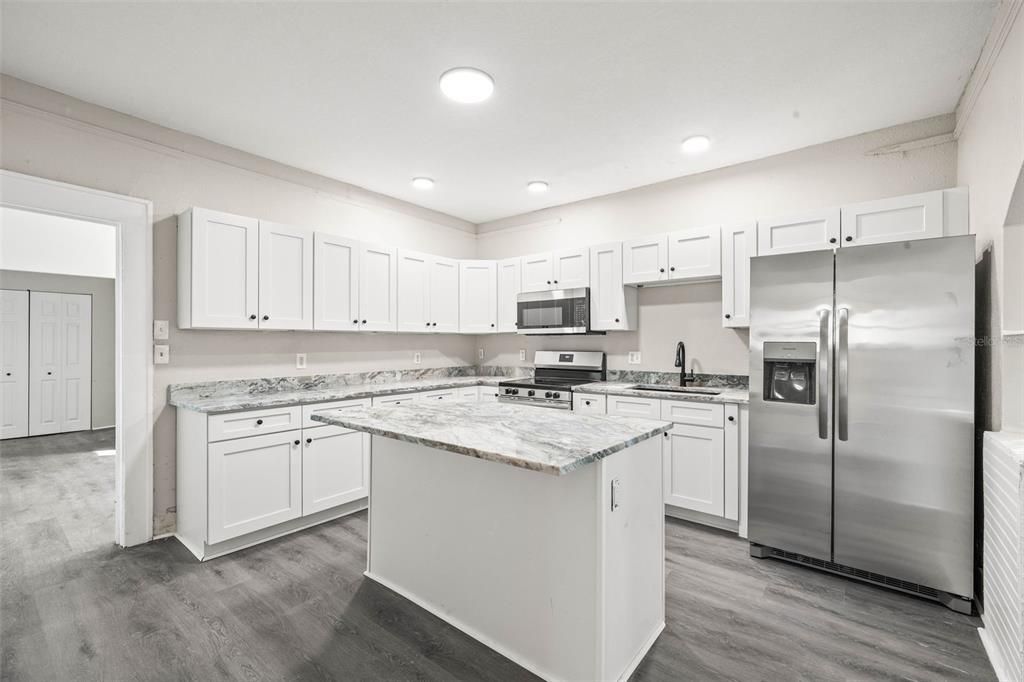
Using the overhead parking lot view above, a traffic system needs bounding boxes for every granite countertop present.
[311,401,672,475]
[169,376,518,413]
[577,382,749,405]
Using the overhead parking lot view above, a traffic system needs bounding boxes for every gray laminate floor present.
[1,430,995,681]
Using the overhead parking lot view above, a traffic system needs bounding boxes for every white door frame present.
[0,169,154,547]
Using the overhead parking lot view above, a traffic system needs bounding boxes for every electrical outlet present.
[413,352,422,364]
[153,320,169,340]
[519,349,526,361]
[478,348,485,360]
[296,353,307,369]
[154,345,170,364]
[628,351,642,365]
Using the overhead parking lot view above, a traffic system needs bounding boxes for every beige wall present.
[477,115,959,375]
[0,270,116,429]
[956,9,1024,433]
[1,77,478,534]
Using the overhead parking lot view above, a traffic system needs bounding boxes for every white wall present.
[0,207,117,279]
[477,115,959,375]
[0,76,479,534]
[0,270,116,429]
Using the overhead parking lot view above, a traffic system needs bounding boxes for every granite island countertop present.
[577,382,749,405]
[311,401,672,475]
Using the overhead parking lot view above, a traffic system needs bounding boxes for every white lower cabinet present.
[207,429,303,544]
[573,393,606,413]
[302,425,369,515]
[606,395,660,419]
[662,425,725,517]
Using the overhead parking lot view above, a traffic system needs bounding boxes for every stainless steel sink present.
[628,384,721,395]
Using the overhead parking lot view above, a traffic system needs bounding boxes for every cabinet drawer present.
[208,405,302,442]
[301,398,371,428]
[372,393,418,407]
[573,393,606,414]
[459,387,481,402]
[606,395,660,419]
[419,389,458,402]
[660,400,724,427]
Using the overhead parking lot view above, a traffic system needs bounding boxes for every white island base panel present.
[365,435,665,682]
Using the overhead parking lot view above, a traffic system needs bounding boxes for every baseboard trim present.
[92,424,115,431]
[617,620,665,681]
[665,505,739,533]
[979,626,1015,682]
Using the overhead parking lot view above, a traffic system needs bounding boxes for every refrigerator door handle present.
[818,308,830,440]
[837,307,849,441]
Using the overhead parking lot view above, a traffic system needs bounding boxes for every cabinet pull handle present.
[255,419,263,425]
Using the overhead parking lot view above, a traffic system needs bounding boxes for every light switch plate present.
[153,320,169,340]
[413,352,422,364]
[154,345,170,364]
[628,351,642,364]
[296,353,307,369]
[519,349,526,361]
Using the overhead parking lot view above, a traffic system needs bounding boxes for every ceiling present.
[0,2,997,224]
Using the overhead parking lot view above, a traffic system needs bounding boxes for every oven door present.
[516,288,589,335]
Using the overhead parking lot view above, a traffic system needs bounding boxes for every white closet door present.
[60,294,91,433]
[258,221,314,330]
[0,290,29,439]
[430,257,460,333]
[397,250,431,332]
[313,233,360,331]
[29,292,63,436]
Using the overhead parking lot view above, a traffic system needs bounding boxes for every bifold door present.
[0,290,29,439]
[29,292,92,436]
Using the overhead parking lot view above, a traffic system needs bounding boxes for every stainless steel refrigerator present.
[748,235,975,613]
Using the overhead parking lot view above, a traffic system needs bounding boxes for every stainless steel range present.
[498,351,606,409]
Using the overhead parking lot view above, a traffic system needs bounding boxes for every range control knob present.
[552,392,561,399]
[544,391,553,399]
[527,390,535,397]
[511,388,519,395]
[504,388,513,394]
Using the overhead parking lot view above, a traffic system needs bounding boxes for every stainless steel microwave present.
[516,288,599,335]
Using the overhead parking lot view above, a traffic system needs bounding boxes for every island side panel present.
[366,436,601,682]
[597,436,665,680]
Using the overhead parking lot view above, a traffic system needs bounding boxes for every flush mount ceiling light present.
[681,135,711,154]
[526,181,549,193]
[439,67,495,104]
[411,177,435,190]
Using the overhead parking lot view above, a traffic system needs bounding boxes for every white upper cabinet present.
[840,188,964,247]
[721,222,756,328]
[520,252,555,292]
[623,236,668,284]
[496,257,522,333]
[667,225,721,280]
[178,207,259,329]
[358,243,398,332]
[589,242,637,331]
[552,247,590,289]
[430,257,460,333]
[757,208,841,256]
[258,221,314,330]
[313,233,360,331]
[459,260,498,333]
[397,250,431,332]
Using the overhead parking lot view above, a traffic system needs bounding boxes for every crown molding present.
[955,0,1023,139]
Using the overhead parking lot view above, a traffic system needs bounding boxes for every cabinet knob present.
[255,419,263,425]
[362,320,367,324]
[432,322,437,327]
[294,439,300,446]
[553,280,558,284]
[546,280,551,285]
[249,314,257,320]
[664,432,669,437]
[585,400,591,406]
[659,268,665,273]
[46,371,52,376]
[490,323,495,327]
[724,314,732,319]
[614,318,620,323]
[670,266,675,272]
[829,238,837,244]
[262,315,269,321]
[305,437,313,444]
[353,319,359,324]
[426,322,431,327]
[728,416,735,422]
[845,236,853,242]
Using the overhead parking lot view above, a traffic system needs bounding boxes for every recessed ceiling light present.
[681,135,711,154]
[526,181,549,193]
[439,67,495,104]
[411,177,434,190]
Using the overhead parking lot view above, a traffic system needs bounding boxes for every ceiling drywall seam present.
[0,75,476,236]
[955,0,1023,139]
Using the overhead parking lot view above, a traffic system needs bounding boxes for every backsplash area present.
[606,370,748,389]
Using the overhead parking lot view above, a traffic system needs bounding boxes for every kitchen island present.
[312,401,672,682]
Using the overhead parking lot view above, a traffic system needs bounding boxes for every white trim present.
[92,423,116,431]
[955,0,1024,139]
[866,132,955,156]
[0,170,153,547]
[979,626,1014,682]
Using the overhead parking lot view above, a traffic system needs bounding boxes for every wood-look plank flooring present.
[1,430,995,680]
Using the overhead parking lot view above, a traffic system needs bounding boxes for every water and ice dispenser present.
[762,342,816,405]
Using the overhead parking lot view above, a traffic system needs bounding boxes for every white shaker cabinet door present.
[459,260,498,333]
[0,289,29,439]
[359,244,399,331]
[430,256,461,333]
[313,233,360,331]
[397,250,431,333]
[840,190,943,247]
[622,235,668,284]
[302,425,369,515]
[552,247,590,289]
[520,252,554,293]
[590,242,637,331]
[59,294,91,433]
[667,225,721,280]
[181,207,259,329]
[663,424,725,517]
[258,221,314,330]
[208,430,303,544]
[758,208,840,256]
[721,222,756,328]
[29,291,62,436]
[496,257,522,333]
